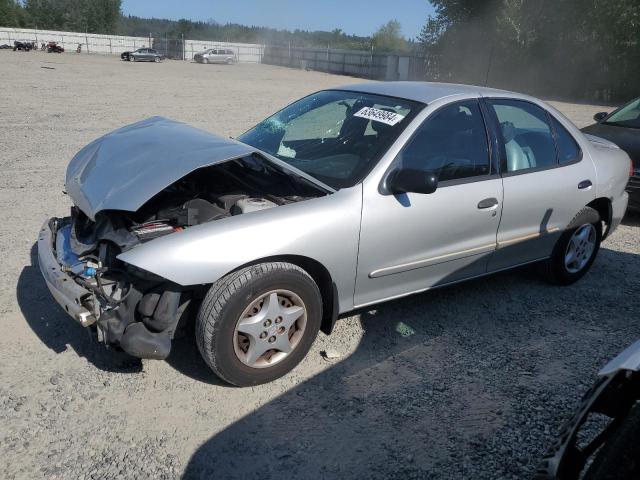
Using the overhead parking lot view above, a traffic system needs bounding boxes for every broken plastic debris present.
[395,322,415,337]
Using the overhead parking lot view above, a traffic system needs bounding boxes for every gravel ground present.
[0,51,638,480]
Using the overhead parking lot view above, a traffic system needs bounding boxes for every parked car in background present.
[120,48,164,62]
[46,41,64,53]
[194,48,236,64]
[536,340,640,480]
[0,44,12,49]
[37,83,631,386]
[13,40,36,51]
[582,97,640,211]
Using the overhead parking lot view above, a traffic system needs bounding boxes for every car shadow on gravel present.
[165,323,229,386]
[180,246,640,480]
[18,243,142,373]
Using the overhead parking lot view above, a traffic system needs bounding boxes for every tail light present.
[630,159,635,178]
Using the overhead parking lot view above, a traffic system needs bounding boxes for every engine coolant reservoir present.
[233,197,278,214]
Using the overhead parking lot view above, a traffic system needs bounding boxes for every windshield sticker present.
[354,107,405,126]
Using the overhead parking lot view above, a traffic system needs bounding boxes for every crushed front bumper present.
[37,217,181,360]
[37,218,97,327]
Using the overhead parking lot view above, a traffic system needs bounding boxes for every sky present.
[120,0,435,39]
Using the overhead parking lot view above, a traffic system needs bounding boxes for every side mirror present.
[593,112,608,122]
[387,169,438,195]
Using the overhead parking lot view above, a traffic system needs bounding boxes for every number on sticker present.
[354,107,405,126]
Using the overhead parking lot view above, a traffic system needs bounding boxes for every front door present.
[354,99,503,307]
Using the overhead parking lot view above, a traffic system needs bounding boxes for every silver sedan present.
[38,82,631,386]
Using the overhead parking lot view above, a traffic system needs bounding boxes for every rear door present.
[484,98,596,271]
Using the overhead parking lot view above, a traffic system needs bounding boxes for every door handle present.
[578,180,593,190]
[477,197,499,209]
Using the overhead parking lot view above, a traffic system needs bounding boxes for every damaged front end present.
[39,214,191,360]
[38,116,329,360]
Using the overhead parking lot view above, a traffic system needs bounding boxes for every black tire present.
[583,402,640,480]
[196,262,322,386]
[543,206,601,285]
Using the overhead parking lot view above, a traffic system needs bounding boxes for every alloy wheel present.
[233,289,307,368]
[564,224,597,273]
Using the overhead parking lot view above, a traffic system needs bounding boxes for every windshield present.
[605,97,640,129]
[237,90,423,189]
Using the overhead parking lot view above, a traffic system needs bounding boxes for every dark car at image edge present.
[582,97,640,211]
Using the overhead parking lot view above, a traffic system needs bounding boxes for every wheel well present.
[230,255,338,336]
[588,197,613,239]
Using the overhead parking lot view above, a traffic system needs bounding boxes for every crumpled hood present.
[65,116,255,219]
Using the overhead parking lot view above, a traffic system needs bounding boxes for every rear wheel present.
[154,56,160,63]
[543,206,601,285]
[196,262,322,386]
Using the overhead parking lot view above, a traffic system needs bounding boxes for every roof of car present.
[336,81,515,104]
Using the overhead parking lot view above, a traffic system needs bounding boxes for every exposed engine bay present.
[51,155,326,359]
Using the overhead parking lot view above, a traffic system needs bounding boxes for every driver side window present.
[396,100,490,182]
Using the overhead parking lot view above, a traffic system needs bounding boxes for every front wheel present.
[154,56,160,63]
[543,206,601,285]
[196,262,322,386]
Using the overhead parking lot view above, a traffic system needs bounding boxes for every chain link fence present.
[262,43,430,82]
[0,27,264,62]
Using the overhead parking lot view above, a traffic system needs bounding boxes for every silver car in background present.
[194,48,236,64]
[38,82,631,386]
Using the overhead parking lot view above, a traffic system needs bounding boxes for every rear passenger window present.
[396,100,490,182]
[489,100,557,173]
[550,116,581,163]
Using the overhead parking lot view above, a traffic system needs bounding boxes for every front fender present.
[117,187,362,312]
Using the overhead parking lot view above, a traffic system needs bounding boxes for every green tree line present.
[117,15,374,50]
[419,0,640,101]
[0,0,121,33]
